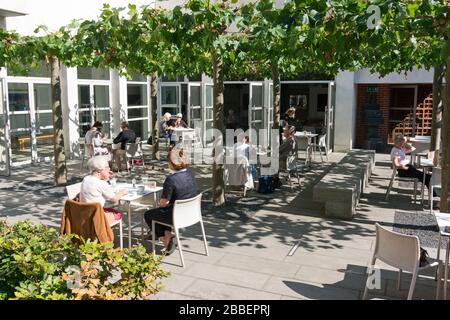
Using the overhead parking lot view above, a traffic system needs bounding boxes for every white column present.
[110,69,127,137]
[334,71,356,152]
[61,65,79,158]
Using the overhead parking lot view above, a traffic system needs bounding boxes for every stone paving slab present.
[0,152,444,300]
[261,276,361,300]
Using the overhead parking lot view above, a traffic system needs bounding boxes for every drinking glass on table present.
[149,181,156,190]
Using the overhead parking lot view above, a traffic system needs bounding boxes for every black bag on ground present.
[272,176,283,189]
[147,136,152,145]
[257,176,274,194]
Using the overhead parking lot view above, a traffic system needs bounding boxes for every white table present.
[433,212,450,299]
[172,128,195,143]
[114,182,163,248]
[294,132,318,165]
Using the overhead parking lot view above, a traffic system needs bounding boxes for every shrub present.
[0,220,169,300]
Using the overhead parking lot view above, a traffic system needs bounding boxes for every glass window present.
[128,108,148,119]
[77,67,110,80]
[161,86,178,105]
[10,114,31,130]
[127,84,147,106]
[78,85,91,108]
[130,72,147,82]
[8,83,29,112]
[189,86,201,106]
[252,86,263,107]
[94,85,109,108]
[206,86,213,107]
[129,120,148,140]
[8,62,50,78]
[34,84,51,111]
[36,113,53,132]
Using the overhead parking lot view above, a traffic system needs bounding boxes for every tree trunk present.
[150,72,159,160]
[50,56,67,185]
[212,54,225,206]
[431,65,444,151]
[271,65,280,130]
[441,57,450,212]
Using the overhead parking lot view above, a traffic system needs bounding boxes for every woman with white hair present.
[80,156,128,223]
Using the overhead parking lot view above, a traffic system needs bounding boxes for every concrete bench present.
[313,149,375,219]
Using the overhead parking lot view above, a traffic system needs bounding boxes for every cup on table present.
[137,185,145,194]
[149,181,156,190]
[142,176,149,184]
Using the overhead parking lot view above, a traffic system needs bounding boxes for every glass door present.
[188,83,202,128]
[159,84,180,121]
[34,83,53,161]
[248,82,264,145]
[78,84,112,138]
[8,82,33,165]
[203,84,214,146]
[0,78,10,175]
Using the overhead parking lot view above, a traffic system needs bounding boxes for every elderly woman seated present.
[144,148,197,255]
[80,156,128,223]
[391,134,438,209]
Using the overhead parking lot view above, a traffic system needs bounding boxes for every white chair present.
[363,223,441,300]
[125,138,145,174]
[310,134,329,162]
[280,154,301,190]
[66,182,82,200]
[65,182,124,249]
[152,193,209,267]
[385,162,418,202]
[429,167,442,214]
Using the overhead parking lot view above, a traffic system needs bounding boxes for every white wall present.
[355,67,434,84]
[334,71,356,152]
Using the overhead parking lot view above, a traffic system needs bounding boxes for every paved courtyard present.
[0,149,446,300]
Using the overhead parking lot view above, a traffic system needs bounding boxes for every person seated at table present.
[144,148,197,255]
[91,122,111,159]
[279,107,296,143]
[159,112,176,146]
[85,121,109,157]
[112,121,136,171]
[172,113,189,129]
[80,156,128,224]
[273,125,297,188]
[391,134,437,207]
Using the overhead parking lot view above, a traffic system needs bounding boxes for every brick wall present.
[355,84,432,151]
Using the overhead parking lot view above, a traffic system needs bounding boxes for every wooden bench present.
[313,149,375,219]
[17,134,54,151]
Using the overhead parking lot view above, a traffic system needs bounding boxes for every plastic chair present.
[151,193,209,267]
[385,161,418,202]
[429,167,442,214]
[280,154,301,190]
[224,156,254,197]
[65,183,123,249]
[363,223,441,300]
[66,182,82,200]
[310,134,329,162]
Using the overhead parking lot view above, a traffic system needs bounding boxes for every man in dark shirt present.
[112,121,136,171]
[144,149,197,254]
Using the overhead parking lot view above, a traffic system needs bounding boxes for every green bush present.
[0,220,169,300]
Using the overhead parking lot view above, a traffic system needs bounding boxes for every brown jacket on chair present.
[60,199,114,243]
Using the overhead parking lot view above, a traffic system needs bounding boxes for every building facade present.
[0,0,434,174]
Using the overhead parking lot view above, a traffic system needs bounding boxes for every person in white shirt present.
[85,121,110,159]
[80,156,128,223]
[391,134,435,200]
